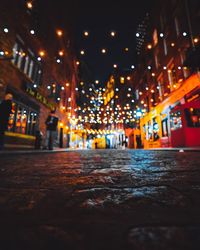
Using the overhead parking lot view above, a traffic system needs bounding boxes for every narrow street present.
[0,149,200,249]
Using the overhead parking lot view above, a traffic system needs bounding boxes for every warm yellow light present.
[147,44,152,49]
[60,122,63,127]
[39,50,45,57]
[127,76,131,80]
[27,1,33,9]
[95,80,99,84]
[120,77,125,84]
[152,73,155,77]
[111,31,116,37]
[56,29,63,37]
[76,61,80,65]
[84,31,89,36]
[66,83,70,87]
[80,50,85,55]
[171,42,175,47]
[125,47,129,51]
[194,38,199,43]
[59,50,64,56]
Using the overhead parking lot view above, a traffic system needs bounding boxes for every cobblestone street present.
[0,149,200,249]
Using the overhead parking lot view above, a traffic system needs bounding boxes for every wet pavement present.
[0,149,200,250]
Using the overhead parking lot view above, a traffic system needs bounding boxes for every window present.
[24,55,30,75]
[168,69,177,92]
[17,48,25,69]
[28,60,34,79]
[154,51,159,69]
[162,119,169,137]
[27,112,38,135]
[12,43,19,65]
[163,39,168,55]
[170,110,182,130]
[184,108,200,127]
[174,17,180,37]
[12,40,42,85]
[7,102,17,132]
[7,101,38,135]
[153,117,160,141]
[147,121,153,140]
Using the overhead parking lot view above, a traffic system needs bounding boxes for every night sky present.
[38,0,154,85]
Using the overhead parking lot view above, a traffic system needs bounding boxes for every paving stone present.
[0,149,200,249]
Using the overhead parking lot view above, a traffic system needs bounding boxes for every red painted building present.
[133,0,200,148]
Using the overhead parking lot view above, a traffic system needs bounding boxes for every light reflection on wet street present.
[0,149,200,249]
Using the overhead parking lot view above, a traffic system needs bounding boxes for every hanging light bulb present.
[27,1,33,9]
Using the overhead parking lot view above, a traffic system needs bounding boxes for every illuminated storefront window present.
[184,108,200,127]
[7,101,38,135]
[170,110,182,130]
[161,119,169,137]
[147,121,153,140]
[7,102,16,131]
[153,117,159,141]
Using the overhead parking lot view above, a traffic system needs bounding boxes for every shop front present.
[170,99,200,147]
[140,72,200,148]
[4,86,40,148]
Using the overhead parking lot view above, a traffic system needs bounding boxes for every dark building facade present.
[0,0,78,149]
[133,0,200,148]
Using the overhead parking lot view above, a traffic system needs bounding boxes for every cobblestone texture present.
[0,149,200,249]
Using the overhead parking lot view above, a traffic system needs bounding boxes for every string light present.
[110,31,116,37]
[39,50,45,57]
[59,50,64,56]
[80,50,85,55]
[147,44,152,49]
[30,29,35,35]
[3,28,9,33]
[84,31,89,36]
[27,1,33,9]
[56,29,63,37]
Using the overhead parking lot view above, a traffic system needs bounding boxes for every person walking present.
[0,93,13,150]
[44,110,58,150]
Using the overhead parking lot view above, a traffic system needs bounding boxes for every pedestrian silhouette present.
[0,93,13,150]
[44,110,59,150]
